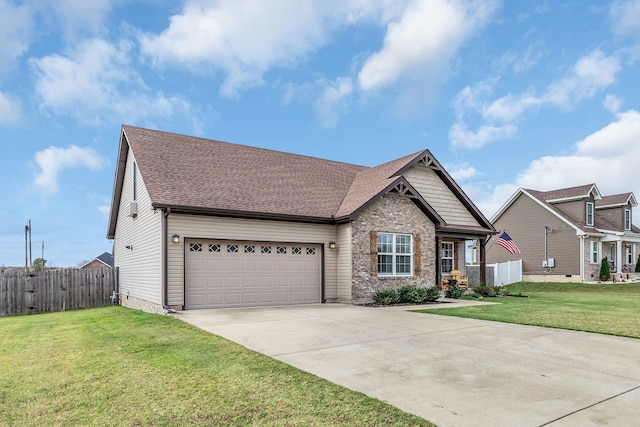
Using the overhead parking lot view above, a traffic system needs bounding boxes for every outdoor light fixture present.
[328,241,336,249]
[172,234,180,244]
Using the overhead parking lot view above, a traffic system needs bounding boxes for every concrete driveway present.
[174,301,640,427]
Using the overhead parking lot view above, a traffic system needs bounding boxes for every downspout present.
[162,207,170,308]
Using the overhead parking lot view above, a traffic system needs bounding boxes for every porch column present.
[616,241,623,274]
[479,238,486,284]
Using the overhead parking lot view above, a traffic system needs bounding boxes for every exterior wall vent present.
[128,201,138,218]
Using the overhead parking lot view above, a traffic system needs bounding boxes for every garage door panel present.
[242,260,257,270]
[206,293,224,306]
[206,259,223,271]
[225,293,242,305]
[206,276,223,288]
[186,241,321,309]
[259,276,274,287]
[226,276,242,288]
[242,276,258,287]
[242,293,258,304]
[225,260,242,271]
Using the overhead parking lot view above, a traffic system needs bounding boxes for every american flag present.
[495,232,521,254]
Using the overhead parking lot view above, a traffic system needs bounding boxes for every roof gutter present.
[152,203,335,225]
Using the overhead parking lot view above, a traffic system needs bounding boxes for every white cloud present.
[34,145,106,193]
[31,38,191,126]
[478,110,640,218]
[610,0,640,37]
[449,122,517,149]
[0,0,32,74]
[448,163,478,181]
[604,94,622,113]
[36,0,113,38]
[140,0,340,97]
[450,50,622,149]
[0,91,22,126]
[314,77,353,128]
[358,0,499,91]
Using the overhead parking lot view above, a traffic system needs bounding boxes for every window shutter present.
[370,231,378,276]
[414,234,421,274]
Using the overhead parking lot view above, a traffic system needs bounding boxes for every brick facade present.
[350,193,436,304]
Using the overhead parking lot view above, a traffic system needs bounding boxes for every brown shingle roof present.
[107,125,493,238]
[596,193,636,208]
[536,183,599,201]
[123,125,364,219]
[334,152,421,218]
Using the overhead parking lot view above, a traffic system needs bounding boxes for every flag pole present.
[485,230,502,251]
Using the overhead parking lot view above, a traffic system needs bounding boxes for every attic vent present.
[128,201,138,217]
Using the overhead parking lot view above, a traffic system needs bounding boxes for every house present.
[79,252,114,269]
[487,183,640,282]
[107,125,495,313]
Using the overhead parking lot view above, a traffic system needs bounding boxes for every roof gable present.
[542,183,601,203]
[596,193,638,208]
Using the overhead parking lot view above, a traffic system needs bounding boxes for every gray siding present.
[167,215,338,307]
[404,165,479,226]
[113,149,163,305]
[489,194,581,275]
[597,206,624,230]
[552,199,587,226]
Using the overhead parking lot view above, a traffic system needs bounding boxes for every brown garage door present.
[185,240,321,309]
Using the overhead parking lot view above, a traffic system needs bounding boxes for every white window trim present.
[586,202,594,226]
[441,241,454,274]
[625,209,631,230]
[626,244,634,265]
[590,241,599,264]
[378,233,413,277]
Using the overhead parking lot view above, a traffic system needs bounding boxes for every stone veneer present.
[120,293,168,315]
[350,193,436,304]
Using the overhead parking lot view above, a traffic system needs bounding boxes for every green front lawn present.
[0,307,434,427]
[415,282,640,339]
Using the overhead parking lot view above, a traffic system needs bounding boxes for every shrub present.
[599,257,611,281]
[445,284,464,299]
[636,254,640,273]
[424,285,441,303]
[397,285,421,303]
[372,288,398,305]
[473,283,491,297]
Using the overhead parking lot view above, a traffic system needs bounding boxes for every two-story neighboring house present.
[487,183,640,282]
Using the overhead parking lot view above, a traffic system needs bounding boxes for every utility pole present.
[41,241,45,271]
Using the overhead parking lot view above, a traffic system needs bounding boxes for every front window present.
[586,202,594,226]
[627,245,634,264]
[625,209,631,230]
[441,242,454,274]
[377,233,413,276]
[590,241,599,264]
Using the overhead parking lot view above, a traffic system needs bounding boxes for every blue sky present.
[1,0,640,268]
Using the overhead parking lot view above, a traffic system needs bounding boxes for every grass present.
[0,307,435,427]
[414,282,640,339]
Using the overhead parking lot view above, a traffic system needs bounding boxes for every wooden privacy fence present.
[0,268,118,317]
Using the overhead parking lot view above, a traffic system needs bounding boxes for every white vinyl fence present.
[488,259,522,286]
